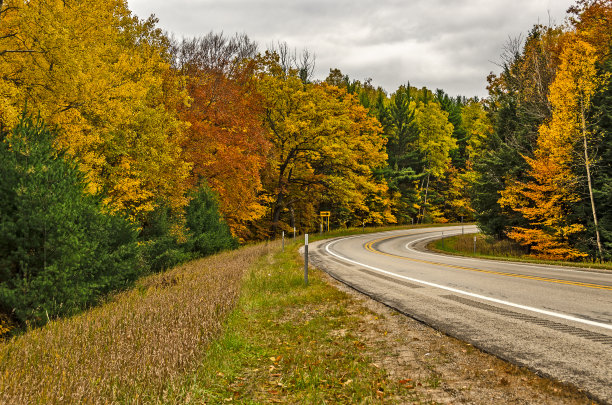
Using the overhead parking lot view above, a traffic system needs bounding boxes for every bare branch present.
[0,50,37,56]
[0,32,16,40]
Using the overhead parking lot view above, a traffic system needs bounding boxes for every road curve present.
[307,226,612,403]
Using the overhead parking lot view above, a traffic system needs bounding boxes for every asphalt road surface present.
[307,226,612,403]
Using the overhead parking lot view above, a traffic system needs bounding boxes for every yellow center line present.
[363,235,612,291]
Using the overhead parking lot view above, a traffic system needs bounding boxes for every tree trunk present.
[271,192,284,235]
[581,100,603,262]
[421,172,430,224]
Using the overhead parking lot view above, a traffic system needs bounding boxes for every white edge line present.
[324,237,612,331]
[406,229,605,275]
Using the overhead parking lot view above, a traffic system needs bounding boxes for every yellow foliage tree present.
[0,0,190,221]
[413,101,455,222]
[499,35,604,260]
[257,54,392,233]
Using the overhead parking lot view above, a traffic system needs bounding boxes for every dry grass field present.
[0,243,265,404]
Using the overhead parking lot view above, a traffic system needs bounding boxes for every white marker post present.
[293,226,296,240]
[473,235,477,255]
[282,231,285,252]
[304,234,309,285]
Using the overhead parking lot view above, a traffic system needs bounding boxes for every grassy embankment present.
[0,225,594,403]
[431,233,612,271]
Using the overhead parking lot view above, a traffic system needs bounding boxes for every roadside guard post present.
[282,231,285,251]
[473,235,477,254]
[304,234,309,285]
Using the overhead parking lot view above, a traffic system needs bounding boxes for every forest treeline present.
[0,0,610,328]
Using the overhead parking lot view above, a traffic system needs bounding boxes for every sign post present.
[304,234,309,285]
[320,211,331,233]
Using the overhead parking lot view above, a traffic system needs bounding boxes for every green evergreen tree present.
[435,89,468,168]
[185,186,237,256]
[386,84,421,171]
[579,54,612,259]
[0,115,140,325]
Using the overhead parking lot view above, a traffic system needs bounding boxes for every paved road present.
[308,226,612,403]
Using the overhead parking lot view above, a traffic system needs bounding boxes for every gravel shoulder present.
[318,268,598,404]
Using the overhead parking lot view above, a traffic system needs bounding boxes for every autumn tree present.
[588,53,612,259]
[175,33,270,240]
[498,35,604,260]
[569,0,612,259]
[414,100,455,222]
[473,25,565,237]
[0,0,190,222]
[257,54,391,233]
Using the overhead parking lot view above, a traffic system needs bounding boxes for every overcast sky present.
[127,0,574,98]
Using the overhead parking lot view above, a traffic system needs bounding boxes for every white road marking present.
[323,236,612,331]
[404,230,605,276]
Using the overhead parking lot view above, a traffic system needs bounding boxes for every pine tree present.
[0,115,140,325]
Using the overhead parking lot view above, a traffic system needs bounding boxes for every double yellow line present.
[364,235,612,291]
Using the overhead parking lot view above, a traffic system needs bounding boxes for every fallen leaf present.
[398,379,412,384]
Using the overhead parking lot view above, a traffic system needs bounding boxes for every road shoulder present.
[319,270,595,404]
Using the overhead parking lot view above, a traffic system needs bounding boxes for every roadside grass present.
[0,223,446,404]
[0,244,265,404]
[164,240,424,403]
[163,230,594,404]
[431,233,612,271]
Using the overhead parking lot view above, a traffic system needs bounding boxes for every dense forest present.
[0,0,610,329]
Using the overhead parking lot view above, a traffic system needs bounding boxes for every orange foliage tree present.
[176,34,270,240]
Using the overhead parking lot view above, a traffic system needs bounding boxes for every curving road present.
[308,226,612,403]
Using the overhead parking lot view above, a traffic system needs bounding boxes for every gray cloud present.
[128,0,574,97]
